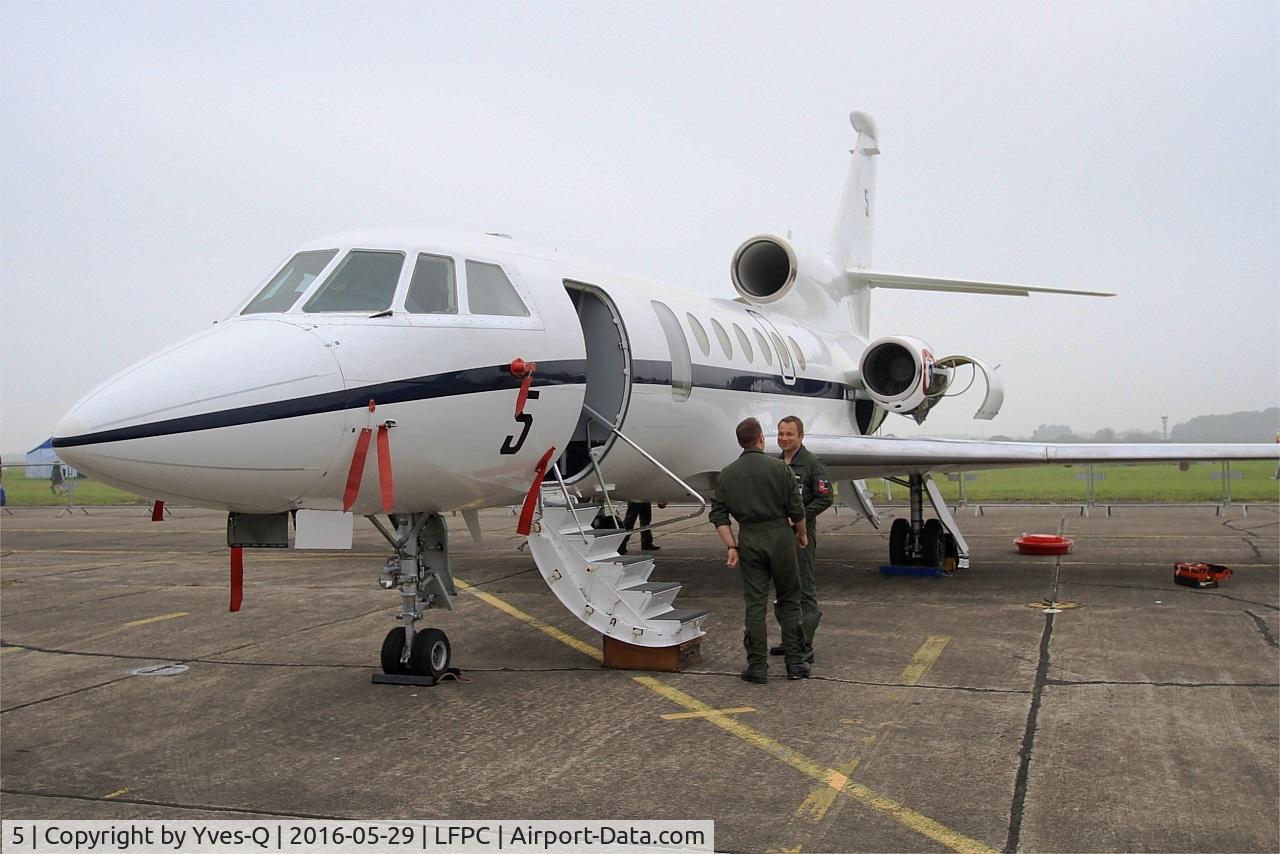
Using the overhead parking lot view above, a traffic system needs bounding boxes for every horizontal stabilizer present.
[849,270,1114,298]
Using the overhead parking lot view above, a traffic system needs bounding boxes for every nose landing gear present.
[369,512,460,685]
[380,626,453,679]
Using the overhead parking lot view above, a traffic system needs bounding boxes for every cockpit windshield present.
[241,249,338,315]
[303,250,405,313]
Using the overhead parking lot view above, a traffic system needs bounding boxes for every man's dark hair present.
[736,417,763,448]
[779,415,805,436]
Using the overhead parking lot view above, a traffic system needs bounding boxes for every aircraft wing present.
[802,434,1280,480]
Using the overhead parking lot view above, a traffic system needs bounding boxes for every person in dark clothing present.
[770,415,834,663]
[618,501,664,554]
[710,417,810,683]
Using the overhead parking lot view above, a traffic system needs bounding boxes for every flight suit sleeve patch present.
[816,479,831,496]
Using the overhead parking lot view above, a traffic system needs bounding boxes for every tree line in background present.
[1014,407,1280,444]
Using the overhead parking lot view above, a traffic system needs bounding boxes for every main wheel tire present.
[919,519,946,568]
[410,628,452,678]
[380,627,410,675]
[889,518,910,566]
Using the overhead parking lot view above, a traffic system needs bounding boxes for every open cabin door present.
[558,281,632,482]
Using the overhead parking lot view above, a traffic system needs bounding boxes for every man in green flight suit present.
[770,415,833,664]
[710,417,811,683]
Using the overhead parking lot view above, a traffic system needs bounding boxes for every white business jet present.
[54,112,1278,680]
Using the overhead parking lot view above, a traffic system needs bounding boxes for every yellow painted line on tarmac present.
[0,530,222,535]
[795,756,861,821]
[1,549,362,559]
[455,579,602,662]
[0,646,22,655]
[102,788,130,800]
[460,580,994,854]
[660,706,754,721]
[899,635,950,685]
[124,612,190,627]
[1,549,201,556]
[787,637,952,841]
[2,560,155,573]
[634,676,996,854]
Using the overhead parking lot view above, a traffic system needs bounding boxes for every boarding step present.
[622,581,682,594]
[585,558,654,592]
[646,608,711,625]
[598,554,652,566]
[541,497,596,512]
[618,581,683,616]
[564,528,630,539]
[575,533,630,561]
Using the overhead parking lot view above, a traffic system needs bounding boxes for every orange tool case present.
[1173,562,1232,588]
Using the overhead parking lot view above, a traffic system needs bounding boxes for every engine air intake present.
[863,341,918,397]
[731,237,795,302]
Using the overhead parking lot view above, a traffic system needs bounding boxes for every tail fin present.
[828,111,879,271]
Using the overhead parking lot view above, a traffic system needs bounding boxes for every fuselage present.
[54,227,871,514]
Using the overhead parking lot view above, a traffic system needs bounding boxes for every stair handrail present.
[581,404,708,534]
[545,462,591,545]
[584,419,623,523]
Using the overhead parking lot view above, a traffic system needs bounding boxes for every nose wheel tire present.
[380,628,410,675]
[410,628,452,678]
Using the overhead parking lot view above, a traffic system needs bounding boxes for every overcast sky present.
[2,1,1277,454]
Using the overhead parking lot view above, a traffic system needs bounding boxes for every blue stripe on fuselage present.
[53,359,849,448]
[630,360,844,399]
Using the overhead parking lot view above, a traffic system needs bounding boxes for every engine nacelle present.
[730,234,834,316]
[859,336,950,420]
[858,336,1005,424]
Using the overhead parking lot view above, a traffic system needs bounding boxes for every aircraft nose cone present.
[54,319,349,511]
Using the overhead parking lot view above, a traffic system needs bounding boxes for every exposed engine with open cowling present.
[860,336,949,421]
[859,335,1004,424]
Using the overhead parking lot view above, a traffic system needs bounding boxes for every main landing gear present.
[886,474,970,572]
[370,513,459,684]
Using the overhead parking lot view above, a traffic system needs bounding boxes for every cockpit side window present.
[241,249,337,315]
[405,254,457,314]
[465,260,529,316]
[303,250,405,313]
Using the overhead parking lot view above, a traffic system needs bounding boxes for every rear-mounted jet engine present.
[858,335,1004,424]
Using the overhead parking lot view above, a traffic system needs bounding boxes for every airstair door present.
[559,282,631,482]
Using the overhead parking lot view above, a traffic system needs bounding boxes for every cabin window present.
[686,313,711,357]
[753,329,773,366]
[405,254,457,314]
[651,301,692,401]
[788,335,806,370]
[771,332,792,371]
[303,250,404,313]
[733,323,753,362]
[466,261,529,316]
[711,318,733,359]
[242,249,337,314]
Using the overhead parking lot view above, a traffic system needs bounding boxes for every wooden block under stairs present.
[603,635,702,672]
